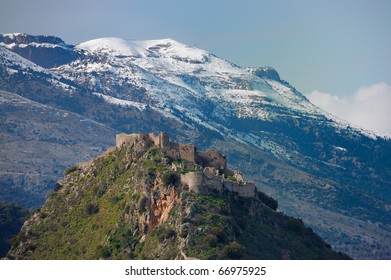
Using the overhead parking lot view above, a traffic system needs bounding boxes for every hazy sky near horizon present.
[1,0,391,133]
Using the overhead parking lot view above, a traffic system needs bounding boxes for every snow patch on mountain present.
[92,92,146,110]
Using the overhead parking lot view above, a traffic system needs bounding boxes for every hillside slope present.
[7,133,348,260]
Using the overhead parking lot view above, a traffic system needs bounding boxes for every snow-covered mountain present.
[1,33,390,259]
[53,37,388,157]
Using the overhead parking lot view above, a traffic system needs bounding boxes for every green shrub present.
[203,234,218,247]
[53,183,62,192]
[10,232,27,248]
[162,171,180,186]
[92,184,107,198]
[132,193,141,201]
[148,147,161,156]
[285,218,305,233]
[95,245,111,259]
[211,226,226,243]
[110,194,124,205]
[85,203,99,215]
[220,241,244,259]
[257,191,278,210]
[155,225,177,242]
[65,165,79,175]
[139,197,149,213]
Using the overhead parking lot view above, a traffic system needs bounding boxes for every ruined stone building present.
[116,132,256,198]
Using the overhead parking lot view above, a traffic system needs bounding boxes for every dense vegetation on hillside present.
[0,201,29,257]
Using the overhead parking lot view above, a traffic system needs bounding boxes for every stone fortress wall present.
[116,132,256,198]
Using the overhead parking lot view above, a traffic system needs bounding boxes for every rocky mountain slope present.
[7,133,348,260]
[0,33,390,259]
[0,90,115,208]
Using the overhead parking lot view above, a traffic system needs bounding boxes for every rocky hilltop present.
[7,133,348,260]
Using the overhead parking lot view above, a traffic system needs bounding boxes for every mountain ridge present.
[2,33,389,138]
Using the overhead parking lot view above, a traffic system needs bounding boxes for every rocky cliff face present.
[0,33,77,68]
[6,134,348,260]
[246,66,282,82]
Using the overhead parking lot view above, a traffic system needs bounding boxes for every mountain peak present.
[77,37,211,64]
[78,37,191,52]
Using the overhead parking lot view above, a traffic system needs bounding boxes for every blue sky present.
[1,0,390,132]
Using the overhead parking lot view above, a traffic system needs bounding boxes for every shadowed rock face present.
[247,66,281,81]
[0,33,78,68]
[0,34,66,45]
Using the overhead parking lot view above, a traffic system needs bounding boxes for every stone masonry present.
[115,132,256,198]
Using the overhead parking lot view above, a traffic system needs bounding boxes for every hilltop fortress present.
[116,132,256,198]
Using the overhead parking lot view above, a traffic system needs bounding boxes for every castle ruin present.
[116,132,256,198]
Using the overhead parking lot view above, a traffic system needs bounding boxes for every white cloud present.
[306,83,391,134]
